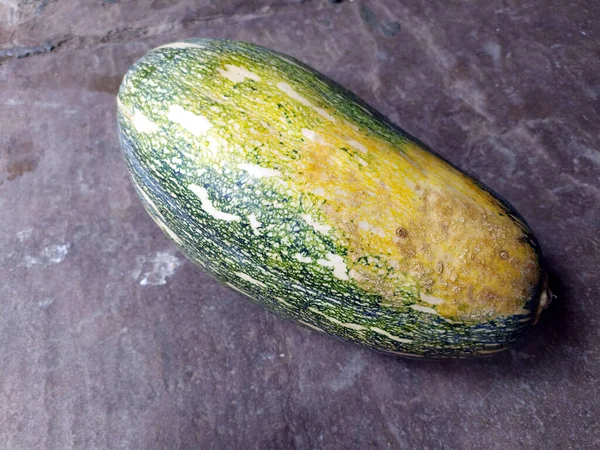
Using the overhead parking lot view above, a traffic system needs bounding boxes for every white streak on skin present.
[205,135,222,155]
[276,297,294,308]
[389,350,425,358]
[133,183,182,245]
[420,293,444,305]
[348,269,361,281]
[316,253,348,280]
[235,271,267,288]
[132,177,170,227]
[313,107,336,122]
[294,253,312,263]
[513,307,531,316]
[404,177,417,190]
[238,163,282,178]
[301,128,326,143]
[299,320,326,333]
[218,64,261,83]
[277,82,336,122]
[156,42,206,50]
[476,348,506,355]
[301,214,331,235]
[277,82,312,106]
[167,105,212,136]
[369,327,413,344]
[357,221,386,237]
[155,218,183,245]
[117,97,132,118]
[348,139,368,154]
[117,99,157,134]
[226,282,262,302]
[129,108,158,134]
[248,214,261,235]
[355,155,368,166]
[226,282,249,296]
[309,307,366,331]
[410,304,439,315]
[188,184,241,222]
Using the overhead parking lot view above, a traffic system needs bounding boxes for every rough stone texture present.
[1,0,599,448]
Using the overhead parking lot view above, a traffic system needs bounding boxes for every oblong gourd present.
[117,39,549,358]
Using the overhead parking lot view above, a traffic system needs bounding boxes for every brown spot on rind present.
[395,227,408,238]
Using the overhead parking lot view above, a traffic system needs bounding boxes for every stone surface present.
[1,0,599,448]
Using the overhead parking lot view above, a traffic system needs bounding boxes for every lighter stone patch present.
[167,105,212,136]
[420,293,444,305]
[132,109,158,133]
[301,214,331,235]
[17,229,32,242]
[189,184,241,222]
[23,255,40,267]
[358,221,386,237]
[248,213,261,235]
[235,271,266,288]
[348,139,368,154]
[309,307,366,331]
[218,64,261,83]
[370,327,413,344]
[277,82,336,122]
[313,187,326,196]
[42,244,70,264]
[317,253,348,280]
[139,251,181,286]
[410,304,439,315]
[38,298,54,308]
[238,163,282,178]
[294,253,312,263]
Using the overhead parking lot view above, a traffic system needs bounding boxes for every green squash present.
[117,39,549,358]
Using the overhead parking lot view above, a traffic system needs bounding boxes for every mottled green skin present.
[117,39,543,358]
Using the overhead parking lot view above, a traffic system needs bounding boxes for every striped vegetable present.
[117,39,549,358]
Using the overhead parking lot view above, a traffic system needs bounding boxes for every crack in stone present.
[0,0,318,64]
[0,41,55,63]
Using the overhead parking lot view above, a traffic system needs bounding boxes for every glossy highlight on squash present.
[117,39,548,358]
